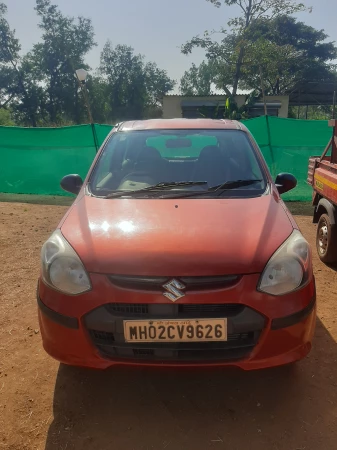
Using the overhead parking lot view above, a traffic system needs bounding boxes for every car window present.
[89,129,267,197]
[94,134,128,187]
[94,149,111,185]
[146,135,217,158]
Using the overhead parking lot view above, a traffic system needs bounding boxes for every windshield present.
[89,129,267,198]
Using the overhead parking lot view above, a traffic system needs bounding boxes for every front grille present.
[108,274,240,291]
[179,304,244,316]
[91,331,258,362]
[133,349,154,357]
[105,303,149,315]
[85,303,265,363]
[90,330,115,345]
[104,303,244,318]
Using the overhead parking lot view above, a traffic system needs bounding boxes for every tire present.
[316,214,337,264]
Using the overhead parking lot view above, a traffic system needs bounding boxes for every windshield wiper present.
[209,179,263,192]
[160,179,263,199]
[104,181,208,199]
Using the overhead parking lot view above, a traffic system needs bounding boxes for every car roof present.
[117,118,248,132]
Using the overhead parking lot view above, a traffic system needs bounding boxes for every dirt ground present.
[1,202,337,450]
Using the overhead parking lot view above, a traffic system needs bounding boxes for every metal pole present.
[81,83,94,124]
[332,90,336,120]
[259,66,268,116]
[297,88,301,119]
[82,84,99,153]
[91,123,99,153]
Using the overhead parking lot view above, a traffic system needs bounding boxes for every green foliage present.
[0,3,21,109]
[30,0,96,125]
[0,1,175,126]
[180,62,215,96]
[0,108,14,125]
[98,42,175,122]
[242,16,337,94]
[206,0,306,20]
[0,2,47,126]
[240,37,301,94]
[86,75,111,124]
[181,0,334,96]
[195,90,260,120]
[289,105,334,120]
[3,0,336,126]
[223,91,261,119]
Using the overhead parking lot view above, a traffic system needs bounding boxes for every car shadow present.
[326,263,337,272]
[44,318,337,450]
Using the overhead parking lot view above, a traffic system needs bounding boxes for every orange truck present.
[308,119,337,263]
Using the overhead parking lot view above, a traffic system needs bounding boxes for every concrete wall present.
[162,95,289,119]
[264,95,289,118]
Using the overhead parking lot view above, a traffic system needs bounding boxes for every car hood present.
[60,194,294,276]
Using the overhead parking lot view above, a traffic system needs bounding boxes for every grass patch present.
[286,202,312,217]
[0,193,74,206]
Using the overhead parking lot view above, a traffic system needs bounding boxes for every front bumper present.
[37,273,316,370]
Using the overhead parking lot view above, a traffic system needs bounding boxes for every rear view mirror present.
[60,174,83,195]
[275,173,297,195]
[165,139,192,148]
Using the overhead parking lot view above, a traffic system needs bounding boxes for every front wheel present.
[316,214,337,264]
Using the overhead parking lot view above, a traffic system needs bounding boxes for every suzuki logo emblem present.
[162,279,186,302]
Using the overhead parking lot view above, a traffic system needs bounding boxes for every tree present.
[241,16,337,94]
[240,37,301,94]
[86,75,111,124]
[0,3,20,107]
[289,105,333,120]
[180,61,215,96]
[144,61,176,109]
[0,108,14,125]
[29,0,96,125]
[182,0,307,96]
[99,42,175,122]
[0,3,41,126]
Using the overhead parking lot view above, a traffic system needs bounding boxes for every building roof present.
[287,81,337,106]
[163,94,229,98]
[118,118,245,131]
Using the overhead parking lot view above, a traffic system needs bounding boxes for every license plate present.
[123,318,227,343]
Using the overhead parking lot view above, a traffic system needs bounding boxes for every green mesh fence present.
[0,118,332,200]
[241,116,332,201]
[0,124,112,196]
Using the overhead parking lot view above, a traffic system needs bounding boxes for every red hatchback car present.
[37,119,316,370]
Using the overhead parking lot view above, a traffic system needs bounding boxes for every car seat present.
[193,145,228,187]
[117,146,169,190]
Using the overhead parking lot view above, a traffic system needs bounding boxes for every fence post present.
[265,115,276,178]
[91,123,99,153]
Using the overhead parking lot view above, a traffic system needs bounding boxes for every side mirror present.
[60,174,83,195]
[275,173,297,195]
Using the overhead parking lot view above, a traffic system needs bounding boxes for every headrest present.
[137,146,162,161]
[198,145,222,162]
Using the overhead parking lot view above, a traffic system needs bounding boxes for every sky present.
[7,0,337,91]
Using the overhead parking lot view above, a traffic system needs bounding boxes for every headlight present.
[258,230,311,296]
[41,230,91,295]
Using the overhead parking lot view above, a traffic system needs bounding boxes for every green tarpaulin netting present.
[242,116,332,201]
[0,117,332,200]
[0,124,112,196]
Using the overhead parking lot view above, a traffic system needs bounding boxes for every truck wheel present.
[316,214,337,264]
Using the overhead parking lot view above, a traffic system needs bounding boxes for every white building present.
[162,95,290,119]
